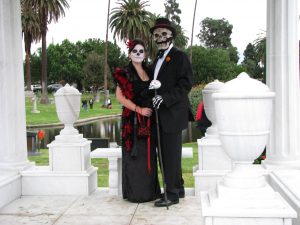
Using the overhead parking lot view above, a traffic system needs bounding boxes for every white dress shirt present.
[153,43,173,80]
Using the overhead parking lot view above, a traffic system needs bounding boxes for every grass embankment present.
[29,142,198,187]
[26,93,121,125]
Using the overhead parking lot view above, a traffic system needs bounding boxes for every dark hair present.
[127,39,146,53]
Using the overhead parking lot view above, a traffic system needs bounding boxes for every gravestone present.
[88,137,110,151]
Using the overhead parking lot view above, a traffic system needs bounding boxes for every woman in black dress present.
[113,39,161,203]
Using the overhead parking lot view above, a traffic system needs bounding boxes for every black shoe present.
[154,198,179,207]
[159,192,185,199]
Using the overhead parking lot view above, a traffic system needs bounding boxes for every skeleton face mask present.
[153,28,173,50]
[129,44,145,63]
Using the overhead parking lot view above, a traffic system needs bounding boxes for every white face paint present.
[129,44,145,63]
[153,28,173,50]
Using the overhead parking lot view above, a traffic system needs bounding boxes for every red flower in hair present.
[126,40,135,50]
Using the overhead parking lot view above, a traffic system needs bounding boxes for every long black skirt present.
[122,136,161,203]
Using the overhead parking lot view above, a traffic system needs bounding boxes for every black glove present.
[152,95,163,109]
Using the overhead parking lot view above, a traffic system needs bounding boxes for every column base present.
[0,172,21,208]
[21,166,98,195]
[201,181,296,225]
[0,161,34,171]
[262,159,300,170]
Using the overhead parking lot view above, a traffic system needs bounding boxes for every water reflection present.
[30,117,202,148]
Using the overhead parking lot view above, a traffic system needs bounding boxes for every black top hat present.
[150,17,176,37]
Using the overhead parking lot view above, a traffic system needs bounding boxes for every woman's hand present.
[136,106,152,117]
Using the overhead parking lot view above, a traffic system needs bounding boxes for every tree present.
[189,0,198,63]
[164,0,188,49]
[30,51,42,83]
[164,0,181,24]
[109,0,153,44]
[197,17,232,49]
[47,40,84,86]
[29,39,127,91]
[82,52,104,93]
[103,0,111,106]
[254,34,266,82]
[21,0,41,91]
[27,0,70,104]
[197,17,239,63]
[189,46,242,84]
[242,43,261,79]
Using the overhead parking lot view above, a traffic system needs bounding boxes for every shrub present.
[189,84,205,117]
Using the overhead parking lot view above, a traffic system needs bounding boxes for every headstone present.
[31,94,40,113]
[88,138,110,151]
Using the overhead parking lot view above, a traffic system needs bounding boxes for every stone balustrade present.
[91,147,193,195]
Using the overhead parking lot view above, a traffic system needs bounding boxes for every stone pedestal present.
[269,170,300,225]
[21,84,98,196]
[201,178,296,225]
[21,134,98,196]
[193,138,231,195]
[201,73,296,224]
[194,80,231,194]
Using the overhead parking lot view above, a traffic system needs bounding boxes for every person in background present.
[89,98,94,109]
[195,100,211,136]
[113,39,161,203]
[82,99,88,111]
[106,97,112,109]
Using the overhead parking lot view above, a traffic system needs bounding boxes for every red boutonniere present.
[165,56,171,62]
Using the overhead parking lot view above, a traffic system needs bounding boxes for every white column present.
[264,0,300,167]
[0,0,30,170]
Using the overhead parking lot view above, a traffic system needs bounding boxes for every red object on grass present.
[37,130,45,141]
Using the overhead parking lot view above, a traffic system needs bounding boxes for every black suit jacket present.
[152,47,194,133]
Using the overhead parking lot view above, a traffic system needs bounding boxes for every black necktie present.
[157,49,166,59]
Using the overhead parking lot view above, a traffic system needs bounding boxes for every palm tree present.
[21,0,41,92]
[254,33,266,82]
[103,0,111,107]
[27,0,70,104]
[109,0,153,44]
[189,0,197,63]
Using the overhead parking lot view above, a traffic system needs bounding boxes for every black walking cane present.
[149,80,169,210]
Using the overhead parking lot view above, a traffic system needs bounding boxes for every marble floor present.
[0,190,204,225]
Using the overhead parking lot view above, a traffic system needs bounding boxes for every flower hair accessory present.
[126,40,135,50]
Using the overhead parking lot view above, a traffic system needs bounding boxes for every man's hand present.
[153,95,163,109]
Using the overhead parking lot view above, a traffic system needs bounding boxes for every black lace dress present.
[113,63,161,203]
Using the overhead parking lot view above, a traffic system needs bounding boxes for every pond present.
[28,117,203,149]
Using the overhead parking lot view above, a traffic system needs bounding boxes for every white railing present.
[91,147,193,195]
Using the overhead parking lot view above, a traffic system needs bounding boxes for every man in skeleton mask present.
[150,18,194,207]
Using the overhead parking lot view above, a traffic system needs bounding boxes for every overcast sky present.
[30,0,297,59]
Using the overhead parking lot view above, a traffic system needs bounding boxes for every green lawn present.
[28,142,198,187]
[26,93,121,125]
[26,92,199,187]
